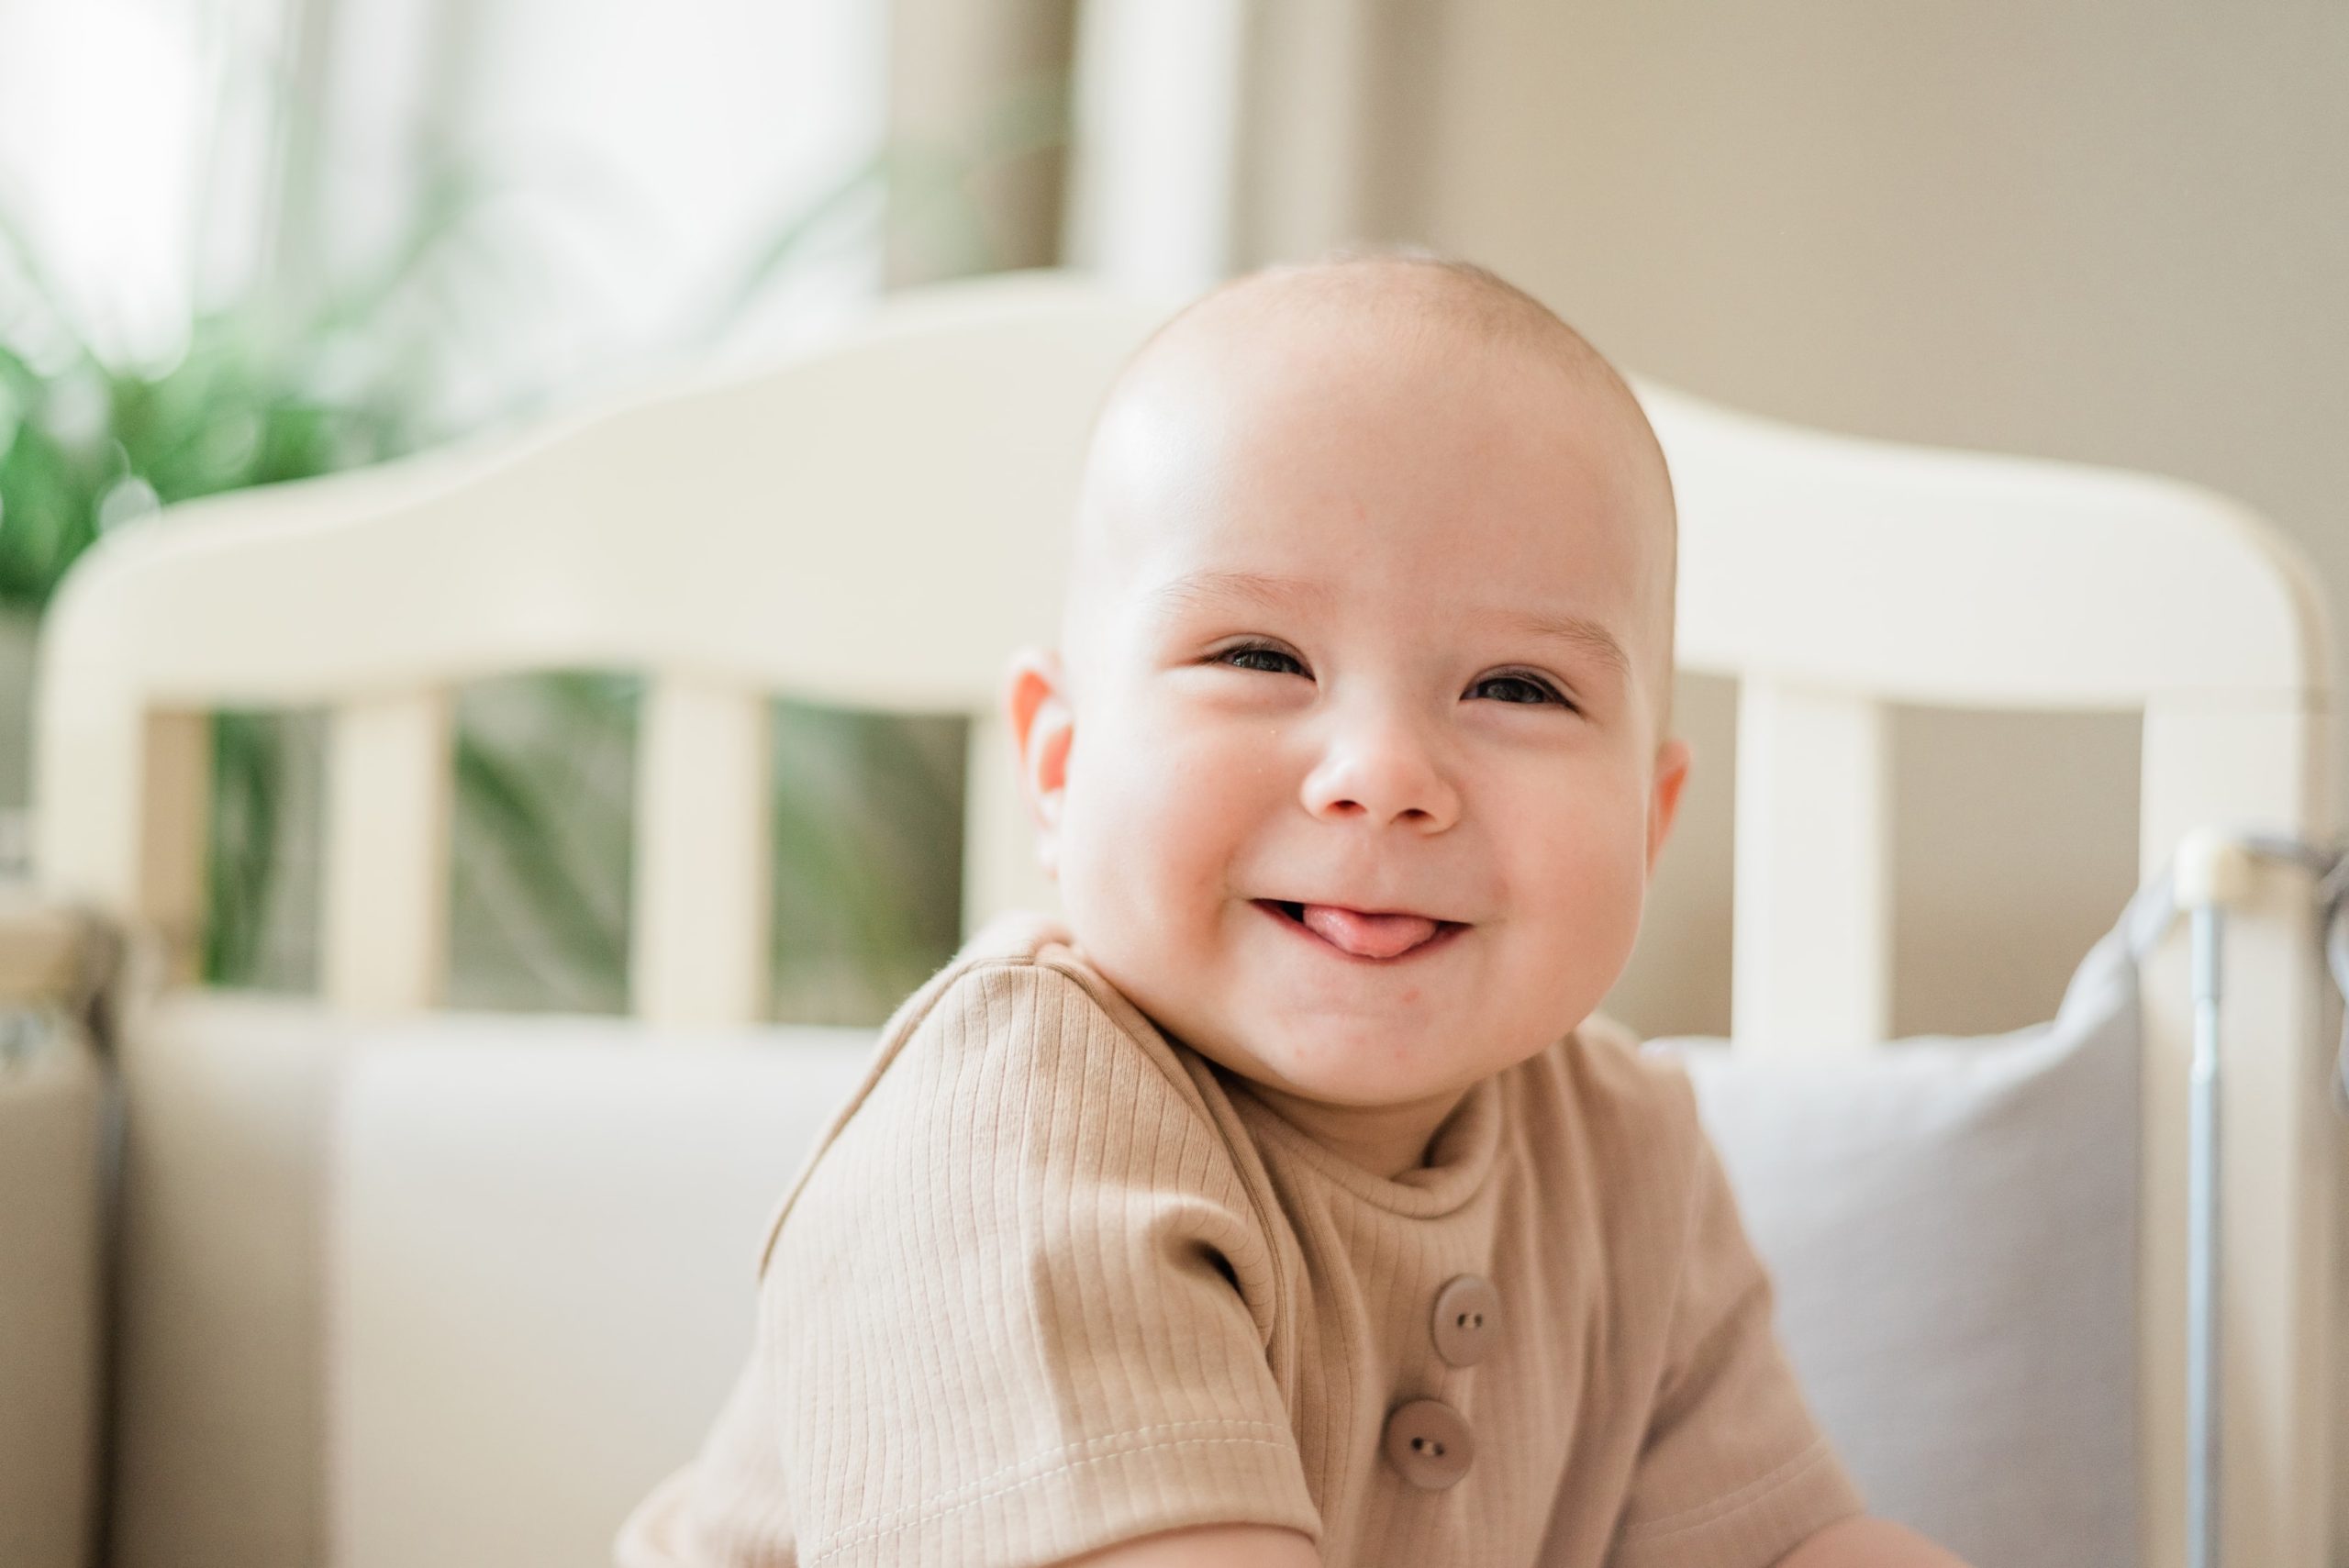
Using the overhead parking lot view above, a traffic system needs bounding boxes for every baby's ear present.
[1644,734,1693,880]
[1001,647,1074,878]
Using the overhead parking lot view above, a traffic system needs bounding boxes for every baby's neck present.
[1234,1075,1474,1180]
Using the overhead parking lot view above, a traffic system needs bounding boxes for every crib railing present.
[38,272,1115,1024]
[1645,380,2339,1567]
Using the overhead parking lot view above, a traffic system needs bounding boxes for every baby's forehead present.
[1061,260,1675,717]
[1074,381,1654,647]
[1076,288,1666,574]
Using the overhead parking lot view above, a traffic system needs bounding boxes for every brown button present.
[1431,1273,1501,1366]
[1383,1397,1475,1489]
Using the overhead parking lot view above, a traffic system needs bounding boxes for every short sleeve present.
[1608,1085,1867,1568]
[761,960,1319,1568]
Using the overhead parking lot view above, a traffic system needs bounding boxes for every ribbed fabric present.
[615,914,1865,1568]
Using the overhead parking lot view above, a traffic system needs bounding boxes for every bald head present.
[1064,249,1680,741]
[1126,250,1648,416]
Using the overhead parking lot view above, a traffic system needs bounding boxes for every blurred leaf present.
[441,670,638,1014]
[3,64,1039,1016]
[769,702,964,1024]
[201,712,284,985]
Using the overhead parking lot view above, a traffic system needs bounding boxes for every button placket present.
[1378,1273,1504,1489]
[1431,1273,1500,1367]
[1382,1397,1475,1490]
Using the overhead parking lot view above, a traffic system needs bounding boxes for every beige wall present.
[1242,3,2349,1041]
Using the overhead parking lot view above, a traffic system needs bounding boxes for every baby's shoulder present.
[758,914,1244,1272]
[1514,1007,1707,1184]
[898,915,1201,1099]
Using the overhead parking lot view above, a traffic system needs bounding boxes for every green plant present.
[2,60,1068,1022]
[1,158,503,984]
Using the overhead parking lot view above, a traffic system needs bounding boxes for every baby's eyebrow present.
[1146,568,1632,684]
[1488,607,1633,684]
[1146,568,1330,618]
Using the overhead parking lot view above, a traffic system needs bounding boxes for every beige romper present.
[616,913,1865,1568]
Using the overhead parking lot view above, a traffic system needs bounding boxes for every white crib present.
[26,268,2342,1568]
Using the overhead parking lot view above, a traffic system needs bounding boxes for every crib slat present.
[1730,680,1891,1050]
[324,691,454,1014]
[631,676,772,1028]
[962,708,1060,936]
[140,710,211,987]
[2136,702,2337,1568]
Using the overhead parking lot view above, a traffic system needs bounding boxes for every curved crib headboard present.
[31,266,2340,1568]
[1639,379,2337,1568]
[35,269,1164,1024]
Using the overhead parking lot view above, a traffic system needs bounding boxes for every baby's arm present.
[758,962,1320,1564]
[1773,1515,1974,1566]
[1057,1524,1320,1568]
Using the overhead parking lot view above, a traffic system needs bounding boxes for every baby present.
[616,251,1971,1567]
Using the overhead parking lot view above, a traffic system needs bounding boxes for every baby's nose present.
[1298,719,1460,830]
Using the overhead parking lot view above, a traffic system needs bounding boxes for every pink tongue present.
[1299,904,1440,959]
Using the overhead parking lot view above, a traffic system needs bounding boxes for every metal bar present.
[2187,900,2224,1568]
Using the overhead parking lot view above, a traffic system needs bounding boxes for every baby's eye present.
[1216,643,1308,677]
[1470,672,1572,708]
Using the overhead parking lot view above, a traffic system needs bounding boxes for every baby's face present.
[1010,301,1688,1133]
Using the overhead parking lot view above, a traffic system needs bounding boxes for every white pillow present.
[1640,887,2164,1568]
[327,1019,879,1568]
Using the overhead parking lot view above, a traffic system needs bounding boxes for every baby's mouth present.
[1259,899,1457,961]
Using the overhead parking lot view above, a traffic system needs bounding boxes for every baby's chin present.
[1061,902,1570,1105]
[1174,1002,1520,1112]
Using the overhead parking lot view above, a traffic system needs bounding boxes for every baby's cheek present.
[1521,816,1648,965]
[1062,733,1231,943]
[1139,731,1270,866]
